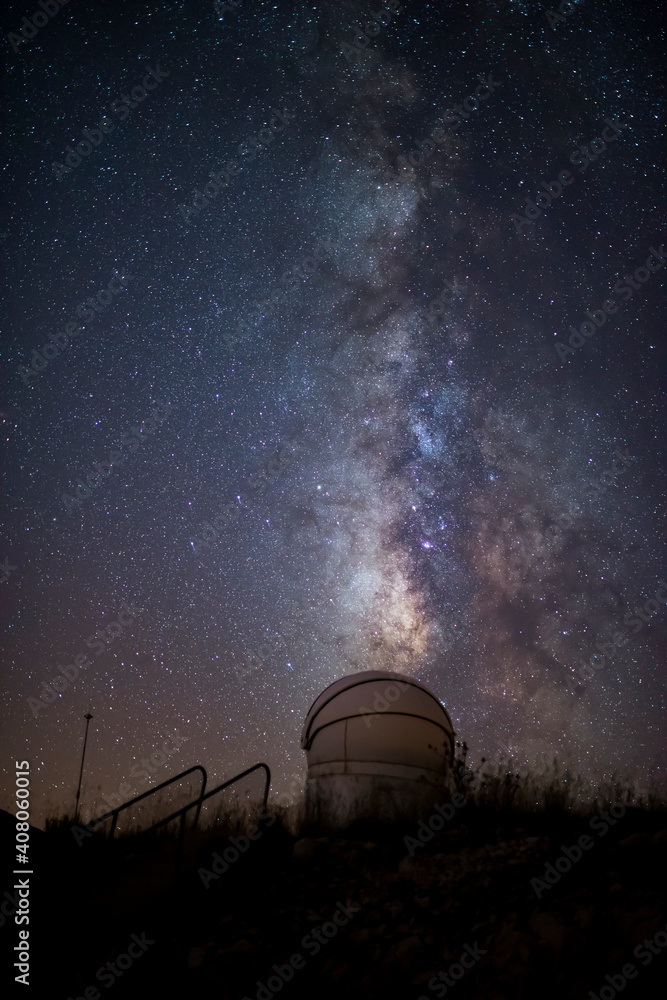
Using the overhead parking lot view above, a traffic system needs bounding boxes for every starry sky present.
[1,0,665,827]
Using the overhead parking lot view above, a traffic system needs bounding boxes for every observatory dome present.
[301,670,455,829]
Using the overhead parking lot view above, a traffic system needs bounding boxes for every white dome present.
[301,671,456,828]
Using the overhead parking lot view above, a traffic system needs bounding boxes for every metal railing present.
[78,761,271,879]
[140,761,271,877]
[84,764,208,839]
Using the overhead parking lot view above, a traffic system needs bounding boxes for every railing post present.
[175,811,186,880]
[261,764,270,812]
[194,789,204,829]
[83,762,271,882]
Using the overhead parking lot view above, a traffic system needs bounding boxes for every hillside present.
[2,764,666,999]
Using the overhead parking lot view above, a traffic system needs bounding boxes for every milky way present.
[2,0,665,824]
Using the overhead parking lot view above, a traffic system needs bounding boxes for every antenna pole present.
[74,713,93,824]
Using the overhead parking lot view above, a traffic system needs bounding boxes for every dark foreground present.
[2,800,666,1000]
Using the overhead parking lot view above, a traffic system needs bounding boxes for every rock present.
[343,849,363,863]
[227,938,254,954]
[529,910,571,953]
[391,934,424,968]
[397,854,433,888]
[330,962,351,983]
[187,944,210,970]
[292,837,318,860]
[349,928,374,947]
[416,971,439,988]
[652,828,667,847]
[618,833,653,849]
[573,904,596,930]
[384,899,405,919]
[492,918,540,980]
[398,854,418,873]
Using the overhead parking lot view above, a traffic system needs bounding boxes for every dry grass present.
[44,747,665,849]
[447,741,663,816]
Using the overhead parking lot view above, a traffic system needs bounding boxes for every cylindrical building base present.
[304,772,447,831]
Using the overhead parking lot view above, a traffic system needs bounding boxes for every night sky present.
[1,0,665,827]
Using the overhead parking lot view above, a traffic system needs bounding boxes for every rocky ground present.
[4,802,665,1000]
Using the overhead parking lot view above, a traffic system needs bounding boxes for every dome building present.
[300,670,455,829]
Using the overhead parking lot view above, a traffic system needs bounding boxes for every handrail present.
[85,765,208,838]
[140,761,271,837]
[75,762,270,882]
[139,762,271,878]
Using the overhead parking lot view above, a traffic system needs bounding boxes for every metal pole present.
[74,713,93,824]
